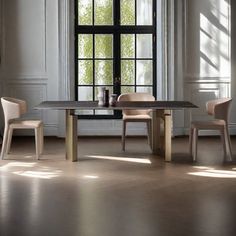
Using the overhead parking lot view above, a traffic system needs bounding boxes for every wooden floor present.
[0,136,236,236]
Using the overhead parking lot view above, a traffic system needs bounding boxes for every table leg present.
[164,110,172,162]
[152,109,172,162]
[152,110,163,154]
[66,110,77,162]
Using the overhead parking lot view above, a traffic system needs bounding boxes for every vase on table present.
[97,87,106,106]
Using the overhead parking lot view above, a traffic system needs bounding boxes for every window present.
[75,0,156,118]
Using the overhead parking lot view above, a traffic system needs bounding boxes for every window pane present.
[95,0,113,25]
[121,86,135,94]
[136,86,153,94]
[95,60,113,85]
[137,0,152,25]
[78,0,92,25]
[121,0,135,25]
[78,60,93,85]
[78,34,93,58]
[121,60,135,85]
[95,35,113,58]
[137,34,152,58]
[136,60,153,85]
[78,86,93,101]
[121,34,135,58]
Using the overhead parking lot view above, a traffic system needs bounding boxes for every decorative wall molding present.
[4,78,48,83]
[185,80,231,83]
[43,124,59,136]
[184,75,231,82]
[0,0,47,78]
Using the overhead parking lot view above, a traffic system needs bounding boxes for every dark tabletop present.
[35,101,198,110]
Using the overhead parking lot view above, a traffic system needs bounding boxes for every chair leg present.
[220,128,227,161]
[146,120,152,148]
[6,128,13,154]
[35,128,40,160]
[189,127,193,157]
[122,120,126,151]
[193,128,198,161]
[225,127,233,161]
[39,125,44,155]
[1,127,9,160]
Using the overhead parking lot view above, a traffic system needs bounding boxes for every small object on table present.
[103,89,109,107]
[98,87,106,106]
[109,94,117,106]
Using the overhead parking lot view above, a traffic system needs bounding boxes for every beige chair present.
[117,92,155,151]
[189,98,233,162]
[1,97,44,160]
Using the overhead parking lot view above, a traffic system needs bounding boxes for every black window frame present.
[75,0,157,119]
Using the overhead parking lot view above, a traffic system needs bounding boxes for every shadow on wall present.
[186,0,231,123]
[187,0,231,84]
[199,0,230,79]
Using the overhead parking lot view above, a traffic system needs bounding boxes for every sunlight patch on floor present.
[188,167,236,178]
[83,175,99,179]
[13,170,62,179]
[86,155,152,164]
[0,162,36,170]
[0,161,63,179]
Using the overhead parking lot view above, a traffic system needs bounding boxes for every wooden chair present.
[189,98,233,161]
[117,93,155,151]
[1,97,44,160]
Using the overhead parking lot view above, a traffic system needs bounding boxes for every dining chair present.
[117,92,155,151]
[1,97,44,160]
[189,98,233,162]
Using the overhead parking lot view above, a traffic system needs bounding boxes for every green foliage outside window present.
[95,0,113,25]
[121,0,135,25]
[77,0,153,103]
[78,0,92,25]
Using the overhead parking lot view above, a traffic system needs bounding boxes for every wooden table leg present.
[152,109,172,162]
[66,109,77,162]
[152,110,162,154]
[164,110,172,162]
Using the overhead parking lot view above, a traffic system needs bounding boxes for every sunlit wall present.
[185,0,232,131]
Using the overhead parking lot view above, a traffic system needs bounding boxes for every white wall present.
[183,0,236,134]
[0,0,59,135]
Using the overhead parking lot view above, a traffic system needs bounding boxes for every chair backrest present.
[117,93,155,116]
[206,98,232,123]
[1,97,27,125]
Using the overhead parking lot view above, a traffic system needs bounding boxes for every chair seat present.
[191,120,226,129]
[9,120,43,129]
[123,114,152,121]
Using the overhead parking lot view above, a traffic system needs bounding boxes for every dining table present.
[35,100,197,162]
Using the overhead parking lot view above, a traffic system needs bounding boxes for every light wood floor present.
[0,136,236,236]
